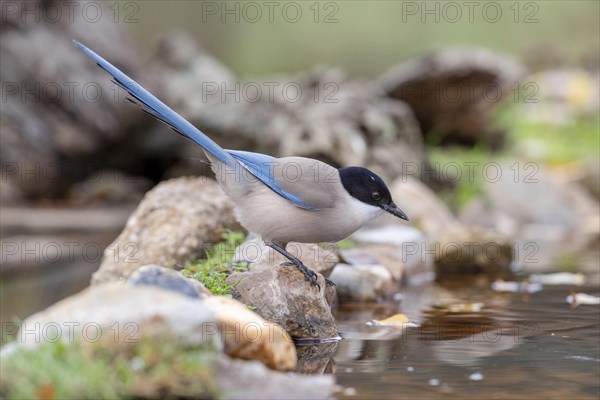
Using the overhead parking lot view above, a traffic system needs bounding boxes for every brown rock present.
[92,177,240,285]
[227,242,338,339]
[379,47,526,149]
[203,296,297,371]
[1,0,149,200]
[390,176,513,276]
[235,238,338,278]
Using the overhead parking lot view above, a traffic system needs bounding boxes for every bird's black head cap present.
[339,167,392,206]
[338,166,409,221]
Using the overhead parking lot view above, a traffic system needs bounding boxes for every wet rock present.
[202,296,297,371]
[228,239,338,339]
[379,47,526,149]
[127,264,210,299]
[92,177,240,285]
[390,176,513,275]
[215,355,335,400]
[459,164,599,269]
[12,283,219,351]
[328,264,394,302]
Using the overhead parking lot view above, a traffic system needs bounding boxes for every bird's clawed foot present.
[280,261,320,291]
[324,277,336,287]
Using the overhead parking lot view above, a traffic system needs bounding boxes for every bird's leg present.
[266,242,320,290]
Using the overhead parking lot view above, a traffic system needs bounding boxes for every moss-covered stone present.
[182,230,248,296]
[1,336,218,399]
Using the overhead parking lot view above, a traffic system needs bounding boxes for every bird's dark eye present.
[371,192,382,201]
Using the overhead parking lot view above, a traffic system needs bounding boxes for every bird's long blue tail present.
[73,40,236,168]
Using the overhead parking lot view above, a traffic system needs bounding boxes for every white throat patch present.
[348,196,385,225]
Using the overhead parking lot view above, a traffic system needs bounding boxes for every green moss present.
[182,230,247,296]
[1,337,217,399]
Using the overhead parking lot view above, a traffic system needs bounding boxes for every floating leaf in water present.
[427,303,485,314]
[366,313,418,327]
[530,272,585,286]
[566,292,600,307]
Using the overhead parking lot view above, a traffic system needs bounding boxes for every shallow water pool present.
[317,276,600,399]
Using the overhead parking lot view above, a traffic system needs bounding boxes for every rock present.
[215,355,335,400]
[341,244,404,281]
[378,47,526,149]
[518,69,600,126]
[3,329,331,400]
[328,264,394,302]
[68,169,153,206]
[390,176,513,275]
[92,177,240,285]
[352,224,425,247]
[459,164,599,269]
[202,296,297,371]
[350,225,435,284]
[127,264,210,299]
[228,239,338,339]
[8,282,297,372]
[1,0,150,200]
[235,237,338,278]
[12,283,219,351]
[582,160,600,200]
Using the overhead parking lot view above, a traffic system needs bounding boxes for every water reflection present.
[295,341,338,375]
[331,278,600,399]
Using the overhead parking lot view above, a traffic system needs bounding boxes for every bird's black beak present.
[383,202,409,221]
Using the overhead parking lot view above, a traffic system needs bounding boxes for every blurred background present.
[1,0,599,332]
[128,0,599,76]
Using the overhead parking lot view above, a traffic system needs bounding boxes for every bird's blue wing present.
[73,40,237,168]
[74,40,318,211]
[227,150,319,211]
